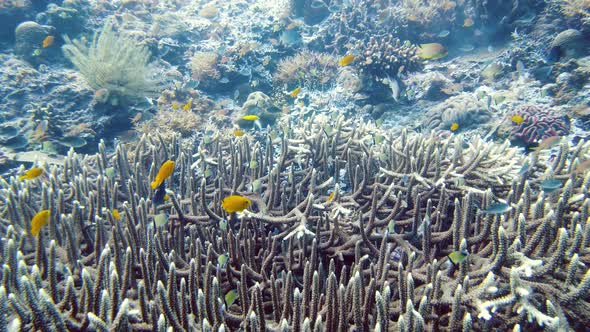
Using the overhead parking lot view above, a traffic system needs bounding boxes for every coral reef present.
[189,51,221,84]
[508,104,570,144]
[273,50,339,90]
[0,114,588,330]
[62,19,161,105]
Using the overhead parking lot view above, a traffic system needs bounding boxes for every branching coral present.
[509,104,570,144]
[0,114,589,330]
[62,19,161,104]
[351,34,422,83]
[392,0,458,25]
[273,50,339,90]
[560,0,590,18]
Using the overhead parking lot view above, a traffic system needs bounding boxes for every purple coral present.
[510,105,570,144]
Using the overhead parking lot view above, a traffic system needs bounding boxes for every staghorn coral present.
[0,115,589,330]
[273,50,339,90]
[62,19,161,105]
[561,0,590,19]
[509,104,570,144]
[392,0,459,25]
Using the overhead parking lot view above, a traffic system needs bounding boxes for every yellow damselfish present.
[112,209,121,221]
[233,129,245,137]
[242,115,260,121]
[339,54,355,66]
[151,160,175,190]
[221,195,252,213]
[289,87,302,98]
[450,123,459,131]
[19,167,44,180]
[182,99,192,111]
[31,210,50,236]
[511,115,524,124]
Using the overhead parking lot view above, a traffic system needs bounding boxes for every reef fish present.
[532,136,561,151]
[463,18,474,27]
[233,129,245,137]
[182,99,192,112]
[289,87,302,98]
[19,167,43,180]
[42,35,54,48]
[339,54,355,66]
[151,160,175,190]
[225,290,238,307]
[31,210,50,236]
[112,209,121,221]
[574,159,590,174]
[479,202,511,214]
[448,250,469,265]
[541,178,562,193]
[511,115,524,124]
[221,195,251,213]
[417,43,447,60]
[450,123,459,132]
[242,115,260,121]
[154,213,169,227]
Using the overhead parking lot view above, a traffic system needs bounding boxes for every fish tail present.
[18,175,26,180]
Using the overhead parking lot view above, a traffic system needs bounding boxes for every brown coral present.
[274,50,339,90]
[190,51,221,82]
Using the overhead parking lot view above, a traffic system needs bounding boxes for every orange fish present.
[463,18,474,27]
[31,210,50,236]
[19,167,43,180]
[450,123,459,131]
[339,54,355,66]
[221,195,251,213]
[42,36,54,48]
[151,160,175,190]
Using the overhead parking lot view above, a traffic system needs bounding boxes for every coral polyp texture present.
[509,104,570,144]
[0,115,589,331]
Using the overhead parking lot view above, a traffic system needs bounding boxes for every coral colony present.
[0,0,589,330]
[1,115,589,330]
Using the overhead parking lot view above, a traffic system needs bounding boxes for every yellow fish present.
[221,195,252,213]
[339,54,355,66]
[42,35,54,48]
[30,210,50,236]
[171,101,180,110]
[19,167,44,180]
[326,192,335,203]
[233,129,245,137]
[242,115,260,121]
[511,115,524,124]
[417,43,447,60]
[289,87,302,98]
[182,99,192,112]
[448,250,469,265]
[112,209,121,221]
[463,18,474,27]
[450,123,459,131]
[151,160,175,190]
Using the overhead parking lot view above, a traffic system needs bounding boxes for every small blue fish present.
[480,202,511,215]
[541,178,562,193]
